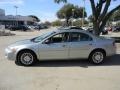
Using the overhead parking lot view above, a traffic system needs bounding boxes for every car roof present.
[52,29,98,39]
[58,26,84,30]
[55,28,89,33]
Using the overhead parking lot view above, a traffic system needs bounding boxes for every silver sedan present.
[5,29,116,66]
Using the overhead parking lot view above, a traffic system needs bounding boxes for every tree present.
[44,21,51,26]
[52,20,62,26]
[88,15,93,22]
[57,3,87,26]
[28,15,40,22]
[73,19,88,26]
[55,0,120,36]
[111,8,120,21]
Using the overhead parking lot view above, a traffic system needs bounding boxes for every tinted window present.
[70,32,92,42]
[49,32,69,43]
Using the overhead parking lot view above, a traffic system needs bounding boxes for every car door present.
[69,32,94,59]
[39,32,70,60]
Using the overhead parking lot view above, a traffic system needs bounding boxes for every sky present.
[0,0,120,22]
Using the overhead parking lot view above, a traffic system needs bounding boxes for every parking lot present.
[0,29,120,90]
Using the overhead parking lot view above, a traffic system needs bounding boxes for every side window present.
[80,33,93,41]
[49,32,69,43]
[70,33,79,42]
[71,32,92,42]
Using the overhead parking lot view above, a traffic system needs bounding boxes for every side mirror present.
[44,39,51,44]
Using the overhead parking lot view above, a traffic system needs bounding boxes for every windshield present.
[31,31,55,43]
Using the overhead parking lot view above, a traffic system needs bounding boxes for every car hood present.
[9,39,33,47]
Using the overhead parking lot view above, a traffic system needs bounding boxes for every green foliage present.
[111,8,120,21]
[57,3,87,20]
[51,19,88,27]
[52,20,62,26]
[55,0,67,3]
[54,0,120,36]
[73,19,88,26]
[44,21,51,26]
[116,22,120,26]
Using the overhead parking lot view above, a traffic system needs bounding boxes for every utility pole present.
[82,0,85,27]
[14,6,18,26]
[14,6,18,16]
[72,9,75,26]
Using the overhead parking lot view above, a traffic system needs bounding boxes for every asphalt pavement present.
[0,29,120,90]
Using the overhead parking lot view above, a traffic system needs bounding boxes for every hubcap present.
[92,52,104,63]
[20,53,33,65]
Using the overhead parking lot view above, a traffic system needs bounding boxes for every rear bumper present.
[106,47,116,57]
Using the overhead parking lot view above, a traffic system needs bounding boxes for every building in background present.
[0,9,5,16]
[0,9,36,27]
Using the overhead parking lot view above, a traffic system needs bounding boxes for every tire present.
[16,50,37,66]
[89,50,106,64]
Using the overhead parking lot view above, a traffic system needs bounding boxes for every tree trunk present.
[89,0,120,36]
[66,18,69,26]
[93,19,101,36]
[93,26,100,36]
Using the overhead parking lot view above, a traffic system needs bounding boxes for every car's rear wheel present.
[89,50,106,64]
[16,50,37,66]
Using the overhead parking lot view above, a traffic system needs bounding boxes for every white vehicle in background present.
[5,28,116,66]
[81,26,88,30]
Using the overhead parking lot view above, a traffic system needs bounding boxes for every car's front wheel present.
[89,50,106,64]
[16,50,37,66]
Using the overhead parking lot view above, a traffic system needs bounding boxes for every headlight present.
[11,48,17,53]
[9,47,18,53]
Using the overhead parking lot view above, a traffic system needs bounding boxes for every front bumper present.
[5,48,16,61]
